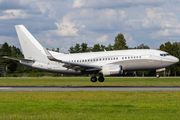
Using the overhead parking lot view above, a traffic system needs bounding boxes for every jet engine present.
[100,65,123,76]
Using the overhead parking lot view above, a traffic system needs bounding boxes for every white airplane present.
[4,25,179,82]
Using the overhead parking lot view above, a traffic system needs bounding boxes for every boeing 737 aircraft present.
[4,25,179,82]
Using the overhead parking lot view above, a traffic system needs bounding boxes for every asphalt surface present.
[0,86,180,91]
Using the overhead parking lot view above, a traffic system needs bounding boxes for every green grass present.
[0,91,180,120]
[0,77,180,119]
[0,77,180,86]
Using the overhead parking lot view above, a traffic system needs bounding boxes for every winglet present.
[43,47,62,62]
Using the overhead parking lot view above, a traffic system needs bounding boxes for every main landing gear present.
[90,76,104,82]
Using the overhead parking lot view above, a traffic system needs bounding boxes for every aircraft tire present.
[156,74,160,78]
[98,76,104,82]
[91,77,97,82]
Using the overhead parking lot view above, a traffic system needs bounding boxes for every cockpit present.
[160,53,170,56]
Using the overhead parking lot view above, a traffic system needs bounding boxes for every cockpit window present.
[160,53,170,56]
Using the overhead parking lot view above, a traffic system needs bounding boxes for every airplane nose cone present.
[174,57,179,63]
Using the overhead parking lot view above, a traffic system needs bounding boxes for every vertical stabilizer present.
[15,25,47,62]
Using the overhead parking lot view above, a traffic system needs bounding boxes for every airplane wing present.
[43,47,102,72]
[3,56,35,62]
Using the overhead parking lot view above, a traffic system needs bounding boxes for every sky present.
[0,0,180,53]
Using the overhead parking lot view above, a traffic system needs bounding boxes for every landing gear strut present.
[90,76,105,82]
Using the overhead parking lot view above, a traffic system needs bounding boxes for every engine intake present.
[101,65,123,76]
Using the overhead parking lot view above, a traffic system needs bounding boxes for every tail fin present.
[15,25,47,62]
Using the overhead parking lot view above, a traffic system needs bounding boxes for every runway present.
[1,86,180,91]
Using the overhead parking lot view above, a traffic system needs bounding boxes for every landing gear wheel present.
[91,77,97,82]
[156,74,160,78]
[98,76,104,82]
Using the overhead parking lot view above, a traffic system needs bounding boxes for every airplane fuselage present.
[20,49,179,75]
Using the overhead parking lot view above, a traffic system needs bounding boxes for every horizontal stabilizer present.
[3,56,35,62]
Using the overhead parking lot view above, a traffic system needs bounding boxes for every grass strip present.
[0,77,180,86]
[0,91,180,120]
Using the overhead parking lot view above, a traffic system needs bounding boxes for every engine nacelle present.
[100,65,123,76]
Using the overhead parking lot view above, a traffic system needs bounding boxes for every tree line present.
[68,34,150,53]
[0,33,180,77]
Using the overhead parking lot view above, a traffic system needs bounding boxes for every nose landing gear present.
[156,73,160,78]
